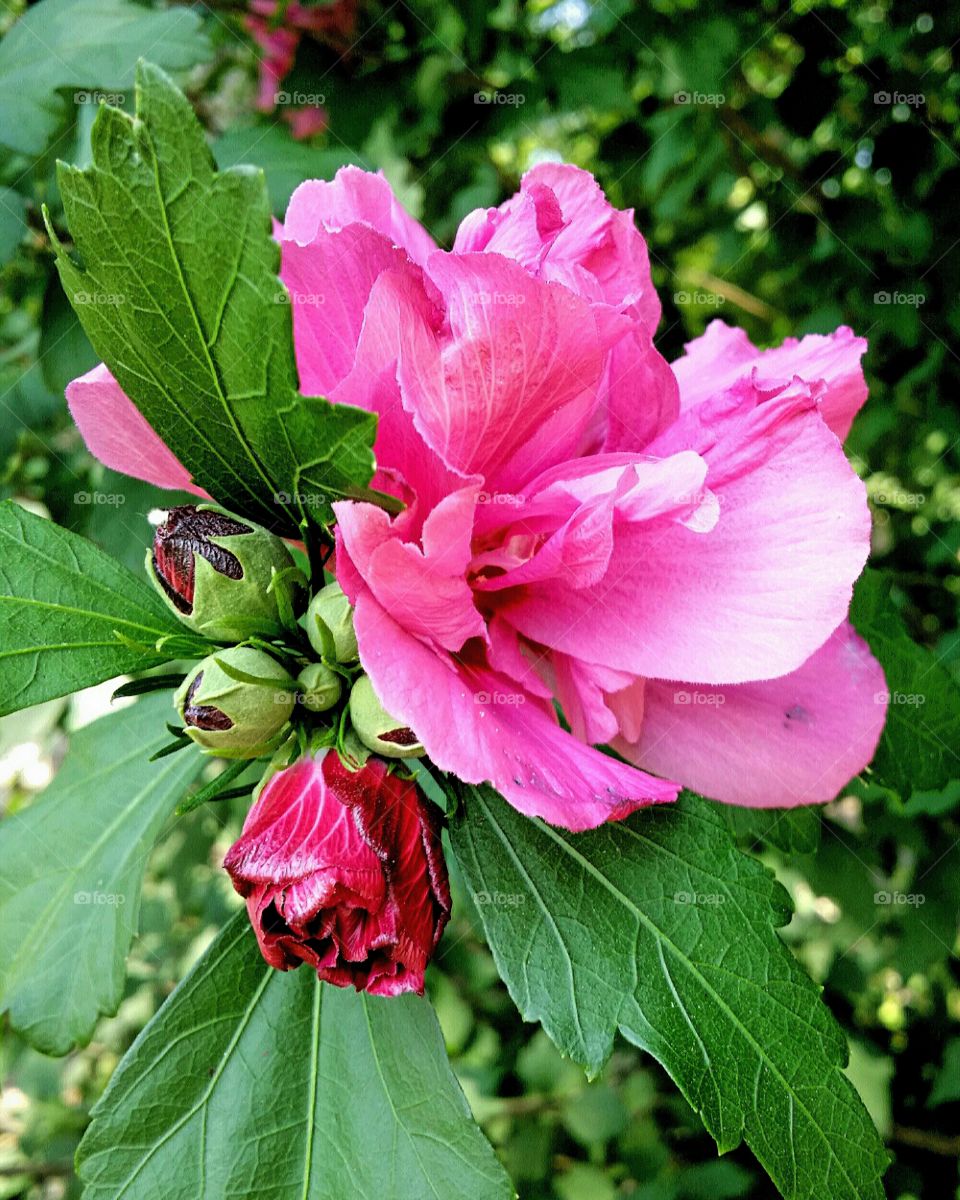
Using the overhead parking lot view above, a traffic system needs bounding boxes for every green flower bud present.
[175,647,296,758]
[305,582,359,663]
[297,663,342,713]
[148,504,301,642]
[349,674,424,759]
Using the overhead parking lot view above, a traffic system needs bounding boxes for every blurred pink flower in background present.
[245,0,357,138]
[67,164,887,831]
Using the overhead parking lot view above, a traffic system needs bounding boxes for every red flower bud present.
[152,505,248,613]
[223,752,451,996]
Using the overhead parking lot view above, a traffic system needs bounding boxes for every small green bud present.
[349,674,424,759]
[175,646,296,758]
[305,582,359,663]
[148,504,301,642]
[297,663,342,713]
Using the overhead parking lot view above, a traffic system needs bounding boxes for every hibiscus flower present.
[67,164,886,830]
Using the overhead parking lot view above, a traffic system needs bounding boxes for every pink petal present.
[66,364,204,494]
[672,320,868,441]
[283,166,437,268]
[352,593,679,832]
[329,268,471,525]
[524,163,660,329]
[496,383,871,684]
[396,251,607,492]
[280,222,416,396]
[614,623,887,807]
[335,489,485,652]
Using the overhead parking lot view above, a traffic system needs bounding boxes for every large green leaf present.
[448,785,889,1200]
[77,912,514,1200]
[0,0,208,156]
[0,695,202,1055]
[850,568,960,796]
[49,62,379,535]
[0,501,201,716]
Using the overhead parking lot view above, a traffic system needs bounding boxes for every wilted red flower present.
[223,750,450,996]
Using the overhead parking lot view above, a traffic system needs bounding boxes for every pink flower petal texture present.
[67,163,886,820]
[613,623,887,808]
[224,750,450,995]
[66,364,204,494]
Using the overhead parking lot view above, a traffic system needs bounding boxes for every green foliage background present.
[1,0,958,1197]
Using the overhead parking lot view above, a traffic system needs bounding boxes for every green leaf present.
[0,694,202,1054]
[77,912,514,1200]
[50,62,378,534]
[721,804,821,855]
[0,187,27,265]
[0,501,201,716]
[850,568,960,796]
[0,0,208,156]
[448,785,889,1200]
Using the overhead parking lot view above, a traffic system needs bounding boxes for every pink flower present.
[244,0,356,138]
[67,164,886,828]
[224,751,450,996]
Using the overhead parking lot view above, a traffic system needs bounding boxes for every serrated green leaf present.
[448,785,889,1200]
[0,501,202,716]
[0,694,202,1054]
[850,568,960,796]
[49,61,378,534]
[721,804,821,855]
[0,0,208,156]
[77,912,514,1200]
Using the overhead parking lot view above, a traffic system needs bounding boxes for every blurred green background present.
[1,0,959,1196]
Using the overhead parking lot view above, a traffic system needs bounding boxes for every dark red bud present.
[181,672,233,732]
[152,506,248,614]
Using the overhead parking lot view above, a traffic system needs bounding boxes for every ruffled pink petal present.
[496,383,871,685]
[396,251,607,492]
[352,592,679,831]
[283,166,437,268]
[453,181,566,268]
[335,489,484,652]
[672,320,868,441]
[66,364,204,494]
[521,163,661,330]
[614,623,887,807]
